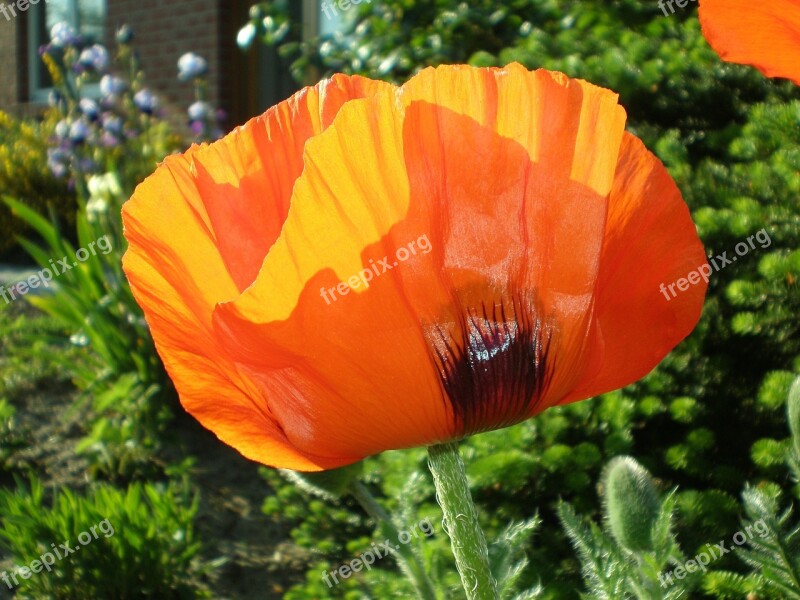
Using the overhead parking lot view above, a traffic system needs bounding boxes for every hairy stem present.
[428,441,498,600]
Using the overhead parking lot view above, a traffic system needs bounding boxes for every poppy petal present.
[562,133,708,404]
[182,74,394,291]
[122,75,390,470]
[213,89,449,460]
[699,0,800,85]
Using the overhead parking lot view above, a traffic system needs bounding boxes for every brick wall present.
[0,0,297,127]
[106,0,225,124]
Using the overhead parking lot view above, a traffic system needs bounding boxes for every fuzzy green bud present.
[787,376,800,454]
[602,456,660,553]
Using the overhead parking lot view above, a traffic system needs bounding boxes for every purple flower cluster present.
[44,22,226,179]
[44,24,153,179]
[78,44,110,74]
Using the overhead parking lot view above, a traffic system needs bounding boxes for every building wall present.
[106,0,224,122]
[0,17,24,114]
[0,0,298,126]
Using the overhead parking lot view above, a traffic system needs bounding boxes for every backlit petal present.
[699,0,800,85]
[122,75,390,470]
[562,133,708,404]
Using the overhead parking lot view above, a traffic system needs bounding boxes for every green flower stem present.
[427,442,498,600]
[349,481,438,600]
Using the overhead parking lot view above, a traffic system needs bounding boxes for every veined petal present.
[122,74,391,470]
[562,133,708,404]
[699,0,800,85]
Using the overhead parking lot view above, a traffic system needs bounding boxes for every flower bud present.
[116,25,134,44]
[602,456,661,553]
[177,53,208,81]
[787,376,800,453]
[133,89,158,114]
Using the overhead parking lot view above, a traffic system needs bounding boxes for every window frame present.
[27,0,105,103]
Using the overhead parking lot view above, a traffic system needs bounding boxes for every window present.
[27,0,106,102]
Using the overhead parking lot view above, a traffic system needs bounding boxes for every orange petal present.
[122,74,391,470]
[182,74,394,291]
[213,65,630,457]
[699,0,800,85]
[561,133,708,404]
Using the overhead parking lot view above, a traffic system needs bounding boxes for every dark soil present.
[166,411,313,599]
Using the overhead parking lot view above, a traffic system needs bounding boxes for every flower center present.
[428,293,553,436]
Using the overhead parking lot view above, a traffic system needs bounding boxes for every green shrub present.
[0,111,76,258]
[0,477,205,599]
[0,399,23,472]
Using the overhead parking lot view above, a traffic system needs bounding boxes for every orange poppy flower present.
[122,64,707,471]
[699,0,800,85]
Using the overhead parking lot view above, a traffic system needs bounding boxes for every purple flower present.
[116,25,134,44]
[100,75,127,97]
[133,89,158,114]
[79,44,111,73]
[177,53,208,81]
[47,148,71,178]
[79,98,101,120]
[69,120,91,144]
[50,164,68,179]
[55,119,71,141]
[100,132,120,148]
[190,120,205,136]
[77,158,98,173]
[101,113,123,136]
[187,101,212,121]
[50,23,78,48]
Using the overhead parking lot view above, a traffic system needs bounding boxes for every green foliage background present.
[0,113,76,257]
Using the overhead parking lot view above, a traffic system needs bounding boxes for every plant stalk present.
[427,441,498,600]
